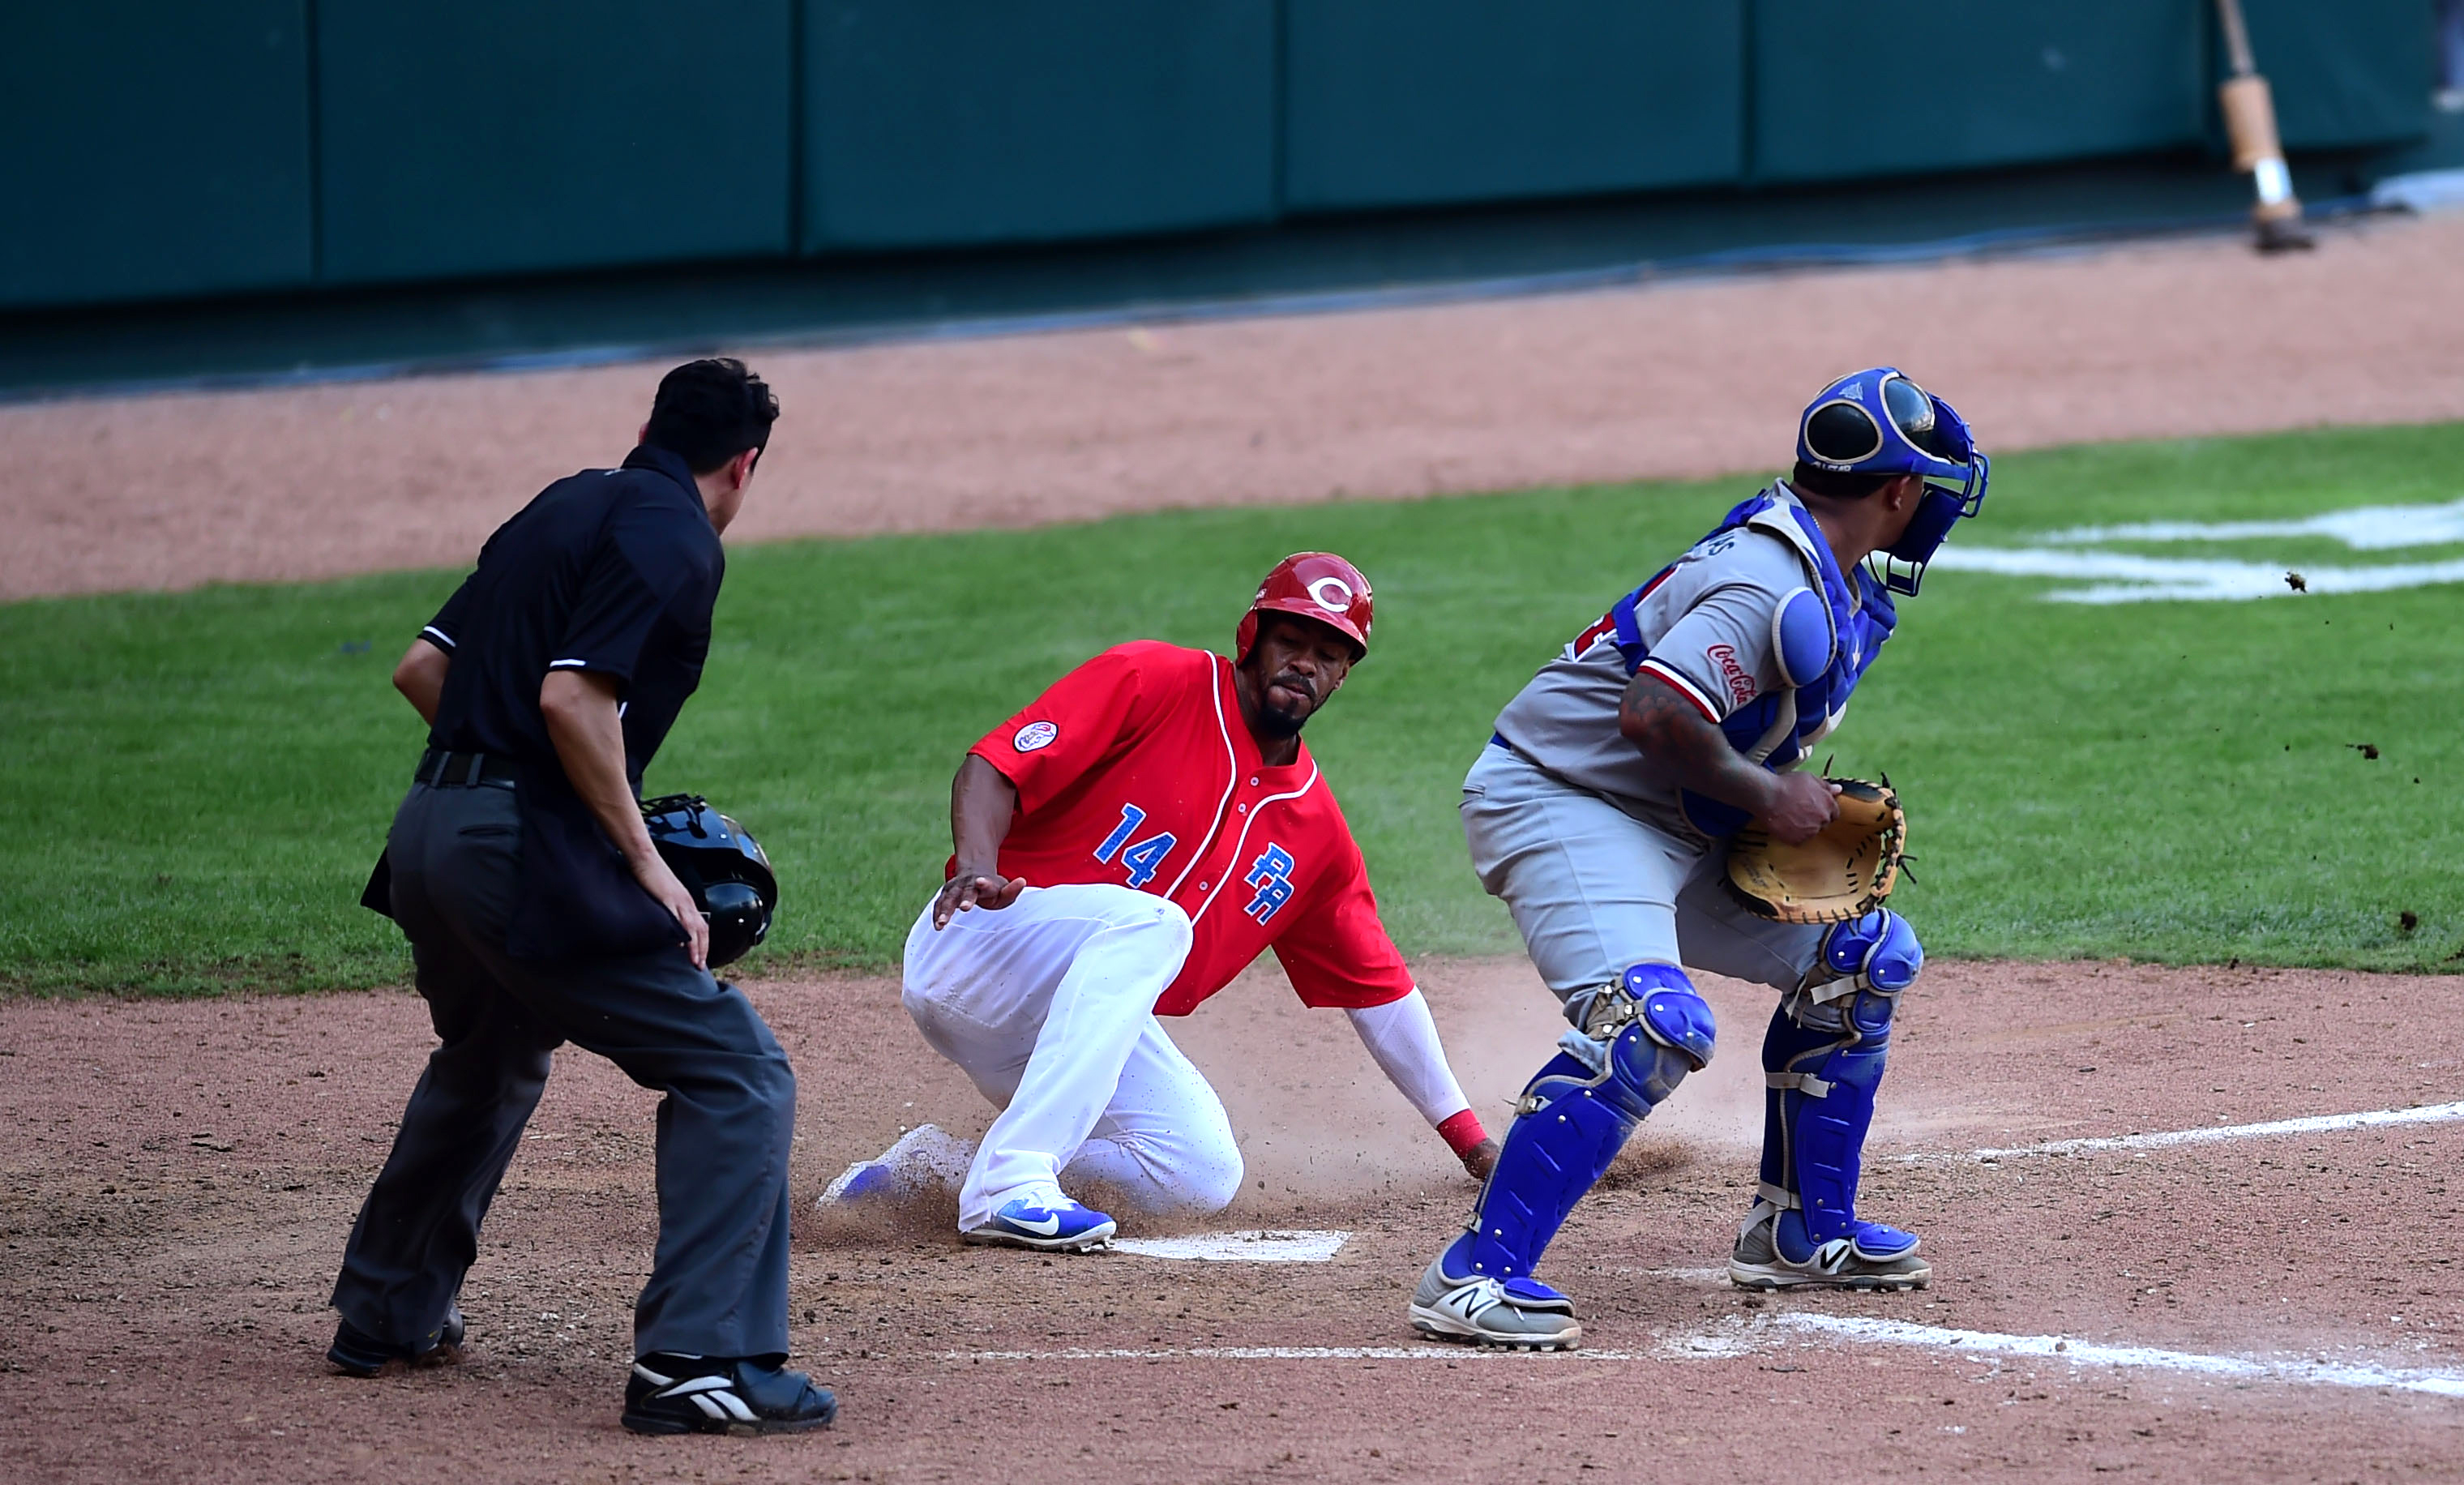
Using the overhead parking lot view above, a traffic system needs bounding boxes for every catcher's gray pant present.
[331,779,798,1362]
[1462,742,1824,1017]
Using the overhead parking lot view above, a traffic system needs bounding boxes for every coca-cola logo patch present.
[1706,644,1756,708]
[1012,721,1059,753]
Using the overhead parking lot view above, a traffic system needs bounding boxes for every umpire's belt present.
[416,747,520,790]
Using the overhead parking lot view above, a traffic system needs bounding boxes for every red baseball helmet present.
[1235,552,1375,661]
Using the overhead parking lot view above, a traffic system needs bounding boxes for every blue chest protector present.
[1598,492,1897,836]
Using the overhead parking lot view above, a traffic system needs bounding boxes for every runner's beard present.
[1252,675,1315,738]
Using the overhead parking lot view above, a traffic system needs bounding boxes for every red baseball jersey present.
[965,640,1414,1016]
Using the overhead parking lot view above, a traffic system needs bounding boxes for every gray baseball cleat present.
[1408,1257,1582,1351]
[1726,1200,1931,1291]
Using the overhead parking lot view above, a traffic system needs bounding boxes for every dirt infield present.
[6,211,2464,601]
[8,956,2463,1482]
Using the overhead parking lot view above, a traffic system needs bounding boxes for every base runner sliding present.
[831,554,1499,1250]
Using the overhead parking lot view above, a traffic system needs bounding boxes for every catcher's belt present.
[1724,777,1906,925]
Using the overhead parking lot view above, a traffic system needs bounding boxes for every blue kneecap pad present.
[1624,961,1716,1069]
[1820,909,1922,992]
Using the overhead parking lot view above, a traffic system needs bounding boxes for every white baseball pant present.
[900,883,1244,1230]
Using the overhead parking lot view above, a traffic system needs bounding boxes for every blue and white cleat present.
[963,1196,1118,1253]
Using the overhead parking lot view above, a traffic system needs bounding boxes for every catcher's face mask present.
[1795,366,1988,597]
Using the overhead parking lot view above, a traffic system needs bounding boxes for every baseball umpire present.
[1405,367,1987,1350]
[327,358,836,1435]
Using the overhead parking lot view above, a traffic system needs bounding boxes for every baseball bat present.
[2211,0,2313,251]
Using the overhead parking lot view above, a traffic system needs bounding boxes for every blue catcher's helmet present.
[1795,366,1988,595]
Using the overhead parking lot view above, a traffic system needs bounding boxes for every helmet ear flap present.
[1803,401,1883,469]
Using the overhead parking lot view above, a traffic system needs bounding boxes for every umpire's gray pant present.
[1462,742,1825,1019]
[330,780,797,1361]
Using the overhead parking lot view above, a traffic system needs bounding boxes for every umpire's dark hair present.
[644,358,780,474]
[1790,460,1908,501]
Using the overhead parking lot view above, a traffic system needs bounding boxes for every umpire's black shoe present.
[622,1354,838,1436]
[327,1307,466,1377]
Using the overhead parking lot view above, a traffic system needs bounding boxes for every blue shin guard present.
[1441,964,1714,1284]
[1759,910,1922,1262]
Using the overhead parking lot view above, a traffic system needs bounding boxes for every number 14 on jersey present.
[1093,804,1178,889]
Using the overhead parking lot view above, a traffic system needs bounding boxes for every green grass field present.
[4,422,2460,995]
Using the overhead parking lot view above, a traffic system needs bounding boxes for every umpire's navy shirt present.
[420,444,723,794]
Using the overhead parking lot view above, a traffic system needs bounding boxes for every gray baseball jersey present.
[1490,483,1834,838]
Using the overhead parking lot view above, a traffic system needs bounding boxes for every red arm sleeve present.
[966,642,1183,814]
[1270,836,1414,1010]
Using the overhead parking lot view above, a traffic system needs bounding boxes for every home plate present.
[1110,1230,1350,1263]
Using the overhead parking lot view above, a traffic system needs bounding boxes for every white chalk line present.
[943,1344,1642,1362]
[1928,546,2464,603]
[2034,499,2464,551]
[1110,1230,1349,1264]
[1910,1101,2464,1163]
[942,1320,2464,1398]
[1759,1315,2464,1399]
[1927,496,2464,603]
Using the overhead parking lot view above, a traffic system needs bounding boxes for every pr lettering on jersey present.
[1705,644,1757,708]
[1243,843,1298,924]
[1012,720,1059,753]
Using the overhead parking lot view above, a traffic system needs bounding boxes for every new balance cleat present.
[622,1354,838,1436]
[1726,1200,1930,1291]
[961,1196,1116,1252]
[327,1305,465,1376]
[1407,1258,1581,1351]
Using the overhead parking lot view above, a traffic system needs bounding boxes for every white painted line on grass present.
[1915,1102,2464,1162]
[1763,1315,2464,1399]
[1110,1230,1349,1263]
[2034,499,2464,551]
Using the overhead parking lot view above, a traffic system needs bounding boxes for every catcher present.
[1405,366,1987,1350]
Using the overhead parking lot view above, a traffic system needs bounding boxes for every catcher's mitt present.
[1724,777,1906,924]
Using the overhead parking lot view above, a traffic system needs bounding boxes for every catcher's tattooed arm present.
[1619,674,1839,843]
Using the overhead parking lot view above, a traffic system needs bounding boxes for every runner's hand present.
[934,870,1027,930]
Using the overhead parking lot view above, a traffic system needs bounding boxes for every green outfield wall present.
[0,0,2436,311]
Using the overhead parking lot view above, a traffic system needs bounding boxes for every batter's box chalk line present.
[1109,1230,1349,1263]
[946,1320,2464,1397]
[1903,1101,2464,1164]
[945,1344,1645,1363]
[1718,1316,2464,1400]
